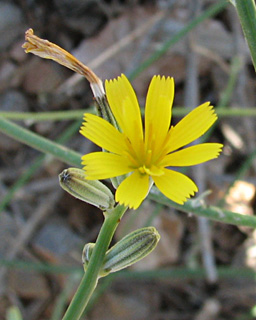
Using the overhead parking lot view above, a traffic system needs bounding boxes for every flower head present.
[80,74,223,209]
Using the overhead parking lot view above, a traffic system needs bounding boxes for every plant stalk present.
[0,117,81,167]
[62,204,127,320]
[235,0,256,71]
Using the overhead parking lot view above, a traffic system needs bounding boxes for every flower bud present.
[103,227,160,275]
[81,227,160,277]
[59,168,115,210]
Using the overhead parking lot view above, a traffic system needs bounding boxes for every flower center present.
[138,149,164,176]
[138,165,164,176]
[124,137,164,176]
[138,165,149,175]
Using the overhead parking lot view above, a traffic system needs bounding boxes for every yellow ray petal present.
[164,102,217,153]
[81,152,131,180]
[145,76,174,154]
[115,171,150,209]
[120,97,144,156]
[80,113,127,155]
[160,143,223,167]
[105,74,143,142]
[153,169,198,204]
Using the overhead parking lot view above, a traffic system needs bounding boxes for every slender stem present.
[118,266,256,281]
[3,107,256,122]
[1,258,256,281]
[0,117,81,167]
[149,190,256,228]
[62,204,127,320]
[0,258,81,274]
[4,92,256,124]
[0,109,93,121]
[217,56,241,109]
[200,55,241,143]
[0,120,81,213]
[235,0,256,71]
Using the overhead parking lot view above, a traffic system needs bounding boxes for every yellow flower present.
[80,74,223,209]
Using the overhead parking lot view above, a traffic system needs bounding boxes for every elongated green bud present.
[103,227,160,274]
[81,227,160,277]
[59,168,115,210]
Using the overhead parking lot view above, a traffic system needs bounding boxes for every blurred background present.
[1,0,256,319]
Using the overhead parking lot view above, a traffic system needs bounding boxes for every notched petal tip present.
[79,128,85,137]
[203,143,223,162]
[106,73,126,85]
[178,187,198,205]
[183,184,199,202]
[152,74,174,82]
[116,198,138,210]
[215,143,223,156]
[205,103,218,118]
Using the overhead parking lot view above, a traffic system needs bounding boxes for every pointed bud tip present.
[59,167,115,210]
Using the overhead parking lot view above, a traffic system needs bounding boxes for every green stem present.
[62,204,127,320]
[0,120,81,213]
[1,258,256,281]
[201,55,241,143]
[0,109,93,121]
[3,107,256,122]
[217,56,241,109]
[0,258,81,274]
[149,189,256,228]
[0,117,81,167]
[234,0,256,71]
